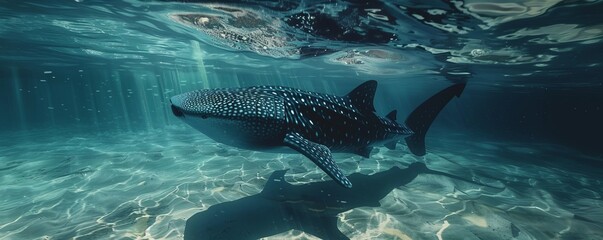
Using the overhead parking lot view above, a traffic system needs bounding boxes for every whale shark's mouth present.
[171,104,184,117]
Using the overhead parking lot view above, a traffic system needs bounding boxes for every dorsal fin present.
[345,80,377,114]
[386,110,397,121]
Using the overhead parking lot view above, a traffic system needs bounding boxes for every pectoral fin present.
[284,132,352,188]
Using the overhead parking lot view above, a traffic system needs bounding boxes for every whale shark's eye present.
[200,114,208,119]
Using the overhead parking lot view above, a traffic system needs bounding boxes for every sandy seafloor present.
[1,126,602,240]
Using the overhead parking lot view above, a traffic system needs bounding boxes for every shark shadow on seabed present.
[184,162,503,240]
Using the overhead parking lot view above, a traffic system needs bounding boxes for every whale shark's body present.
[170,80,464,188]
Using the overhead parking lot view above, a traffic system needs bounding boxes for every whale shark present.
[170,80,465,188]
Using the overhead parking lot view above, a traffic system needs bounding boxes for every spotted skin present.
[170,80,415,188]
[284,132,352,188]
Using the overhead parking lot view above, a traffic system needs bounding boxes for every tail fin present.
[405,83,466,156]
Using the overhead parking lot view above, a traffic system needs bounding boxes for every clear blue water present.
[1,1,602,239]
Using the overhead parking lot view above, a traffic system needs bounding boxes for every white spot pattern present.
[170,81,414,188]
[284,132,352,188]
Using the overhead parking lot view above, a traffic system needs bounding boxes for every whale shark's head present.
[170,89,228,120]
[170,88,285,148]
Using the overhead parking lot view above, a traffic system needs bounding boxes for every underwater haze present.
[1,0,603,239]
